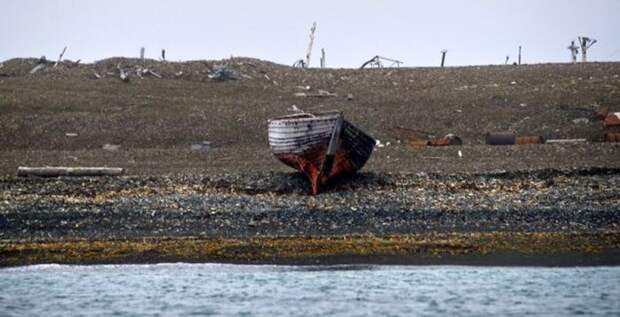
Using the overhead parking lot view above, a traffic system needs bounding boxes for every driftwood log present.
[17,167,124,177]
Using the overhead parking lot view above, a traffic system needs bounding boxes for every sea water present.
[1,264,618,316]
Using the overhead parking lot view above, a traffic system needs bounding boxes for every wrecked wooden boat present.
[268,111,375,194]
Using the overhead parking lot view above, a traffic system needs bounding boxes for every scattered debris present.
[190,141,211,151]
[65,133,78,137]
[119,69,129,82]
[292,60,306,68]
[102,143,121,151]
[148,69,162,79]
[346,93,354,101]
[572,118,590,124]
[116,64,130,82]
[458,150,463,158]
[360,55,403,69]
[288,105,302,113]
[294,90,337,98]
[93,71,102,79]
[29,64,46,75]
[208,65,240,81]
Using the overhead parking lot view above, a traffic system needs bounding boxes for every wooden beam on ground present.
[29,64,45,74]
[545,139,588,144]
[17,167,124,177]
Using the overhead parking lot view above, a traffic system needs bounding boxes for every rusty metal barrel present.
[486,133,544,145]
[485,133,516,145]
[515,135,545,145]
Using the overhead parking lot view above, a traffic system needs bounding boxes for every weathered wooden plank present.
[17,167,124,177]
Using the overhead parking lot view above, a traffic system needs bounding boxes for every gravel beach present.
[1,168,619,240]
[1,168,619,266]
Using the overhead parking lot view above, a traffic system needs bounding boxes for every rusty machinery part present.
[604,113,620,127]
[604,133,620,142]
[428,134,463,146]
[360,55,403,69]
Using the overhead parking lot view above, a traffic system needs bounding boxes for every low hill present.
[0,57,619,175]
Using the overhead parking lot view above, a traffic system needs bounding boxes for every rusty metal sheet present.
[604,113,620,127]
[408,139,430,147]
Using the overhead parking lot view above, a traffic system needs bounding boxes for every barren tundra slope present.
[0,57,619,175]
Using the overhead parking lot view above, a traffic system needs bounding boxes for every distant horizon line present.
[2,55,619,69]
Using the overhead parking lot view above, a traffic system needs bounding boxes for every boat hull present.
[268,112,375,194]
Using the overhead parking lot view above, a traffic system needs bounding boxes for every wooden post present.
[17,167,124,177]
[580,38,587,63]
[518,46,522,65]
[305,22,317,68]
[54,46,67,68]
[568,41,579,63]
[319,114,343,183]
[161,49,166,61]
[320,48,325,68]
[505,56,510,64]
[579,37,597,63]
[140,47,145,62]
[440,50,447,67]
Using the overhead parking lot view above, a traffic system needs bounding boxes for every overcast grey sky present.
[2,0,620,67]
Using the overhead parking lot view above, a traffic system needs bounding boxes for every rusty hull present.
[276,144,357,195]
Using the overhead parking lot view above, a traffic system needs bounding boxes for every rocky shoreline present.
[1,168,619,266]
[2,59,619,266]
